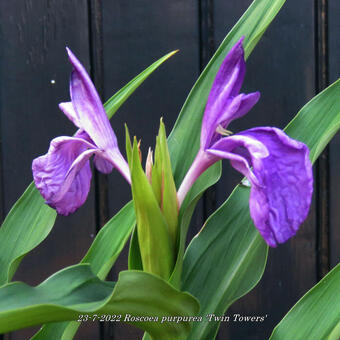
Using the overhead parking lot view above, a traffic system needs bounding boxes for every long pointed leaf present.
[33,201,135,338]
[168,0,287,184]
[0,52,176,285]
[0,264,199,340]
[270,263,340,340]
[182,79,340,339]
[168,0,287,288]
[0,183,56,286]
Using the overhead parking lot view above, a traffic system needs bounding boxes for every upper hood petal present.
[201,37,246,148]
[66,48,118,153]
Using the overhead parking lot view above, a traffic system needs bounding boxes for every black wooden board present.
[214,0,316,339]
[329,0,340,269]
[0,1,99,339]
[102,1,200,338]
[0,0,338,339]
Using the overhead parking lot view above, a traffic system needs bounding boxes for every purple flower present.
[178,37,313,247]
[32,48,130,216]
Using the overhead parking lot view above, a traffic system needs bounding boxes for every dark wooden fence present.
[0,0,339,339]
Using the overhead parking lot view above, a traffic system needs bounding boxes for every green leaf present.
[269,263,340,340]
[0,183,56,286]
[31,52,178,340]
[182,79,340,339]
[182,187,267,340]
[105,50,178,119]
[0,264,199,340]
[151,135,163,204]
[128,226,143,271]
[33,202,136,338]
[82,201,136,280]
[168,0,287,184]
[166,0,287,289]
[152,120,179,247]
[128,139,174,279]
[285,79,340,163]
[0,51,176,286]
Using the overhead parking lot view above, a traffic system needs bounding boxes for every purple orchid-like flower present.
[32,48,130,216]
[177,37,313,247]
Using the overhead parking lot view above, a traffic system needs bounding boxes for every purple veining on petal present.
[67,48,118,151]
[32,136,96,215]
[208,127,313,247]
[201,37,260,149]
[216,92,260,129]
[32,48,131,215]
[178,38,313,246]
[66,48,130,182]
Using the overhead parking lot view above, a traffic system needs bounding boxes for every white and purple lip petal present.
[32,48,130,216]
[178,37,313,247]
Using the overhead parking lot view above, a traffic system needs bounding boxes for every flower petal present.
[74,130,129,179]
[66,48,131,183]
[201,37,246,148]
[59,102,81,128]
[66,48,118,153]
[32,136,97,215]
[216,92,260,128]
[207,127,313,247]
[94,156,114,174]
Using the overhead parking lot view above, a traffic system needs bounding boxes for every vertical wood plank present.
[0,1,99,338]
[199,0,218,220]
[315,0,330,280]
[88,1,111,339]
[199,0,215,69]
[88,0,109,231]
[102,1,199,337]
[329,0,340,269]
[214,1,316,339]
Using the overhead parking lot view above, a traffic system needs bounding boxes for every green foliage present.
[182,79,340,339]
[182,187,267,340]
[168,0,287,185]
[127,137,174,279]
[167,0,287,290]
[151,120,179,247]
[285,79,340,162]
[33,201,136,338]
[82,202,136,280]
[0,183,56,286]
[0,51,176,287]
[270,263,340,340]
[2,0,340,338]
[105,50,178,120]
[0,264,199,340]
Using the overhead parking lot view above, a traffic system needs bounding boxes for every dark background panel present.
[329,0,340,84]
[329,0,340,269]
[214,1,316,339]
[0,1,99,339]
[102,0,200,338]
[0,0,338,339]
